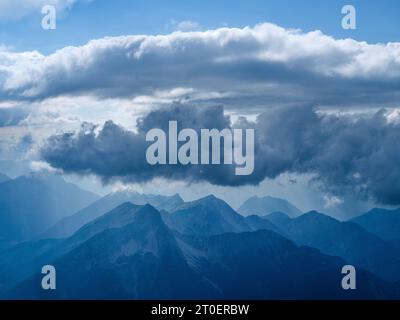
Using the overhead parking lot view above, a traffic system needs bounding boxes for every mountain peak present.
[134,203,163,224]
[265,211,290,220]
[299,210,338,222]
[238,194,302,217]
[304,210,323,215]
[103,202,160,221]
[42,191,184,239]
[114,201,137,210]
[185,194,226,209]
[263,211,292,228]
[199,194,219,202]
[187,195,239,214]
[170,193,183,201]
[168,195,250,236]
[67,202,165,248]
[351,207,400,242]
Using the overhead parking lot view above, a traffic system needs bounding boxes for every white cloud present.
[323,194,344,208]
[0,23,399,111]
[176,20,201,31]
[168,19,202,32]
[30,160,58,173]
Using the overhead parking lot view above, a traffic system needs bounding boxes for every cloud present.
[175,20,201,31]
[41,104,400,205]
[167,19,202,32]
[1,23,400,111]
[323,194,343,209]
[0,0,86,21]
[41,104,240,185]
[0,107,28,126]
[255,105,400,206]
[18,133,34,147]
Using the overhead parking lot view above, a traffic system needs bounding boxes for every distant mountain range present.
[352,208,400,243]
[42,191,183,239]
[2,200,398,299]
[266,211,400,282]
[238,195,302,217]
[263,211,292,227]
[1,179,400,299]
[164,195,252,236]
[0,173,98,243]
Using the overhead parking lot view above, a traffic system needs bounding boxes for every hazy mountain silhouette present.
[3,203,221,299]
[244,215,283,235]
[238,195,302,217]
[165,195,252,236]
[274,211,400,282]
[0,173,98,242]
[352,208,400,242]
[42,191,183,239]
[194,230,398,299]
[263,211,292,227]
[4,202,399,299]
[0,202,143,291]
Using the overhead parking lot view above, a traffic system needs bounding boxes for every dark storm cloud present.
[1,23,400,111]
[41,105,242,185]
[41,104,400,205]
[254,106,400,205]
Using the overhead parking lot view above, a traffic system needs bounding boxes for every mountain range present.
[164,195,252,236]
[1,176,400,300]
[0,173,98,243]
[351,208,400,243]
[238,195,302,217]
[265,211,400,282]
[3,201,399,299]
[42,191,183,239]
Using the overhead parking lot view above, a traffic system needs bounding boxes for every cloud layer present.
[41,104,400,205]
[0,107,28,127]
[3,22,400,207]
[1,23,400,111]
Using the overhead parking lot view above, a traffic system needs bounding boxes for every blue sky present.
[1,0,399,53]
